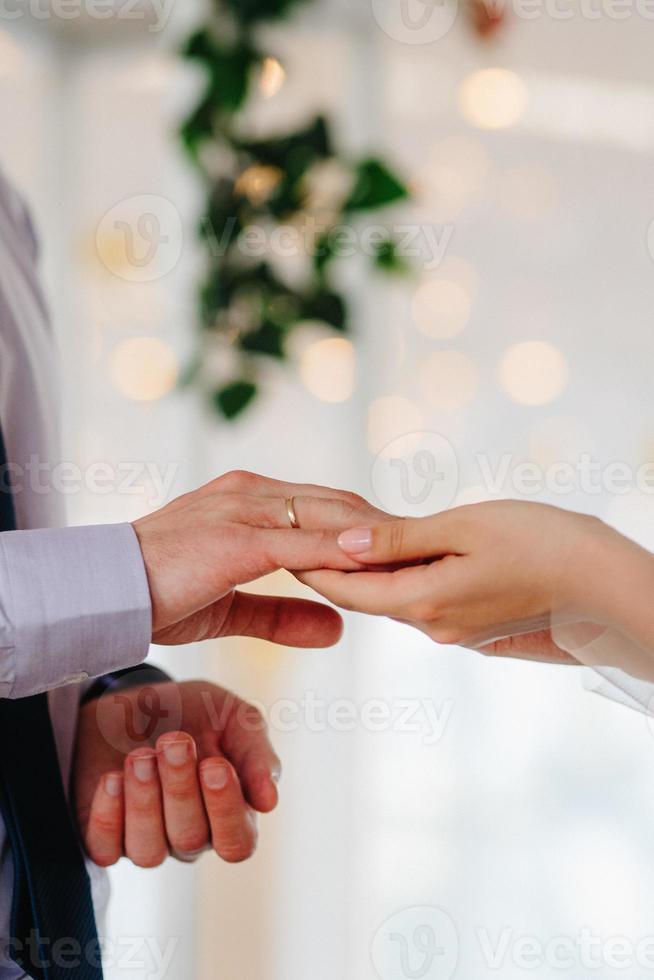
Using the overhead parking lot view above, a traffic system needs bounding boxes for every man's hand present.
[74,680,280,867]
[132,471,381,647]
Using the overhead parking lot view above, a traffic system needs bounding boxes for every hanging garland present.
[179,0,411,419]
[179,0,504,420]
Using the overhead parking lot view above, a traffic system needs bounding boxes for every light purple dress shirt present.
[0,167,152,974]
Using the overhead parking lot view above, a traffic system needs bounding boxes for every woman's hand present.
[74,680,280,868]
[299,501,619,655]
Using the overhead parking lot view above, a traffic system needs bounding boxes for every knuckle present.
[239,702,265,731]
[127,795,160,818]
[219,469,256,490]
[340,492,364,513]
[430,623,464,645]
[164,782,200,805]
[170,829,209,854]
[91,813,122,837]
[156,730,190,750]
[388,521,406,557]
[216,836,257,864]
[406,598,436,622]
[130,848,168,869]
[336,498,364,523]
[318,528,333,548]
[215,491,241,511]
[92,855,119,868]
[88,846,120,868]
[209,802,242,822]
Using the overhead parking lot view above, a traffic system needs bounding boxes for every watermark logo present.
[94,686,454,754]
[371,432,459,517]
[371,907,459,980]
[371,0,459,44]
[95,674,183,755]
[96,194,183,283]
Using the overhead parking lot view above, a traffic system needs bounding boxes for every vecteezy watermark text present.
[96,193,452,283]
[0,0,173,31]
[203,216,453,272]
[478,926,654,971]
[371,432,654,517]
[0,456,179,508]
[95,680,456,755]
[2,932,179,980]
[372,908,654,978]
[371,0,654,49]
[477,452,654,497]
[204,690,454,746]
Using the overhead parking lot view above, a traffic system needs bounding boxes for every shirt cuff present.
[0,523,152,698]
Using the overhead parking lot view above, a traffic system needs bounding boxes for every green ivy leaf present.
[214,380,258,419]
[207,45,258,113]
[302,290,347,331]
[181,34,259,142]
[372,237,410,274]
[345,158,408,212]
[238,116,331,176]
[239,321,286,358]
[180,93,217,160]
[312,231,337,278]
[182,28,218,63]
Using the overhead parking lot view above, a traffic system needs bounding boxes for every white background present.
[2,1,654,978]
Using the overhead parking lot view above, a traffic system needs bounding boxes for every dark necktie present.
[0,425,103,980]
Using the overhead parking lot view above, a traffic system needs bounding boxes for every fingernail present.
[132,754,156,783]
[271,763,282,784]
[162,740,192,767]
[338,528,372,553]
[201,764,229,790]
[105,774,123,798]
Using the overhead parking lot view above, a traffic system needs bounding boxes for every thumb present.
[336,515,455,564]
[155,592,344,648]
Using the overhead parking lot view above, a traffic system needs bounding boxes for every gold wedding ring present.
[285,496,300,529]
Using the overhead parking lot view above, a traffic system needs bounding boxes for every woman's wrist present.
[553,514,610,617]
[567,518,654,646]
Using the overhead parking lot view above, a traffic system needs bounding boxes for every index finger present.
[298,564,441,617]
[217,697,281,813]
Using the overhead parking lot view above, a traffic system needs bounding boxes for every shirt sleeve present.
[0,522,152,698]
